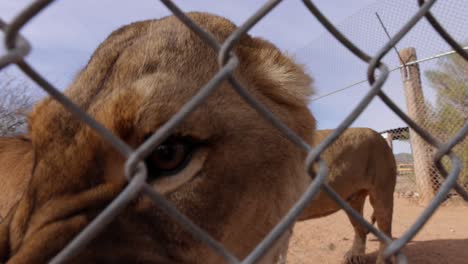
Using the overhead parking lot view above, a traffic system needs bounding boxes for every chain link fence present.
[381,47,467,201]
[0,0,467,263]
[296,0,467,202]
[419,50,468,197]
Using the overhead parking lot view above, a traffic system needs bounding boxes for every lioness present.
[0,13,316,263]
[300,128,396,264]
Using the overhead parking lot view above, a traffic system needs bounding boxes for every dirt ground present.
[287,196,468,264]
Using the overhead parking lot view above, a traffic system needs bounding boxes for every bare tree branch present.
[0,72,34,136]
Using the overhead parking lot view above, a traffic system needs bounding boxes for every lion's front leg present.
[343,223,367,264]
[343,191,368,264]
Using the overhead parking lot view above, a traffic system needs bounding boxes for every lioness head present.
[0,12,315,263]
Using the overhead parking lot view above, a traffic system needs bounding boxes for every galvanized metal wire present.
[0,0,467,263]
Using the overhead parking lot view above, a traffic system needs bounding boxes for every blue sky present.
[1,0,466,153]
[0,0,375,88]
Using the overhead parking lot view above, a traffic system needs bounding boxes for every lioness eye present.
[145,137,196,179]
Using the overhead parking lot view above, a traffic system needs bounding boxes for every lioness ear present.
[237,37,314,107]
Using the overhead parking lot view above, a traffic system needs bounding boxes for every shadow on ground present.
[365,239,468,264]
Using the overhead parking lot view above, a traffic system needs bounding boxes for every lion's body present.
[300,127,397,263]
[0,13,315,264]
[0,137,33,221]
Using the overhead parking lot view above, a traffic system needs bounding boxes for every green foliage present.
[424,51,468,185]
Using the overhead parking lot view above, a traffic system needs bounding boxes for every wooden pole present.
[399,47,438,202]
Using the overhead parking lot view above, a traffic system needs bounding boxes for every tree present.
[424,50,468,186]
[0,72,34,136]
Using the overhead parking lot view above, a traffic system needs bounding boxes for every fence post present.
[399,47,438,203]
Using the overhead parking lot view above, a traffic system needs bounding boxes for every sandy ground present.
[287,196,468,264]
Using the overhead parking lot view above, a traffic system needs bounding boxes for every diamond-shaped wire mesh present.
[0,0,466,263]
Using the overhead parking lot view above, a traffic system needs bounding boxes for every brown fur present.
[0,137,33,221]
[0,13,316,263]
[299,128,397,264]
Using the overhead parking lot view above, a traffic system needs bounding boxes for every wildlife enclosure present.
[0,0,466,263]
[295,0,467,202]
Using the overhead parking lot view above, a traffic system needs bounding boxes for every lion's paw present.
[343,253,367,264]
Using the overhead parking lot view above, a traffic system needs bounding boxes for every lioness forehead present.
[30,12,313,150]
[29,13,238,142]
[71,13,237,105]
